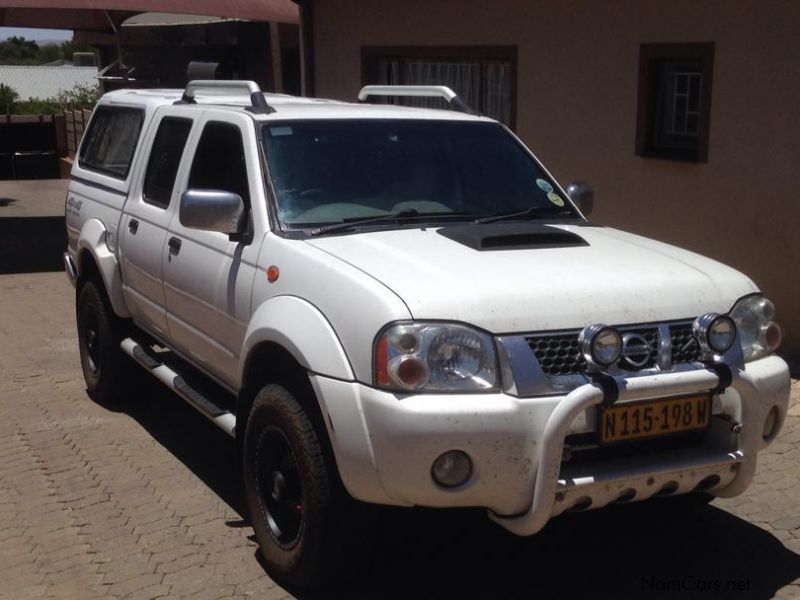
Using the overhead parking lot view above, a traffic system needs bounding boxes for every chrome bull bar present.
[490,364,758,536]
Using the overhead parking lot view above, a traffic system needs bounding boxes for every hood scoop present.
[437,223,589,251]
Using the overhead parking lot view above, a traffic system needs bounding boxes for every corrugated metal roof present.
[0,65,98,100]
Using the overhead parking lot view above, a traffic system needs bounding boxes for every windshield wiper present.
[311,209,420,236]
[474,205,575,225]
[310,209,474,236]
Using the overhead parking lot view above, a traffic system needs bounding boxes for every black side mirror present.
[566,181,594,216]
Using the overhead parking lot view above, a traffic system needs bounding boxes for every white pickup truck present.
[64,80,790,588]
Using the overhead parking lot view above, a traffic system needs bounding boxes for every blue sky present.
[0,27,72,42]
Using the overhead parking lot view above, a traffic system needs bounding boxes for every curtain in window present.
[485,63,511,125]
[376,58,512,125]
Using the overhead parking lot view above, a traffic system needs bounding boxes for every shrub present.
[5,81,100,115]
[0,83,19,113]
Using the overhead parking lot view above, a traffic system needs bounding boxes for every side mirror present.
[566,181,594,216]
[180,189,245,235]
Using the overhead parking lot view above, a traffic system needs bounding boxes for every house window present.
[362,46,517,127]
[636,43,714,162]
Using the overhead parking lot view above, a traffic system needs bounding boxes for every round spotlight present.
[431,450,473,488]
[579,324,622,369]
[693,313,737,355]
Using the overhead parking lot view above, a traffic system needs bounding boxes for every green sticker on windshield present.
[536,178,554,193]
[547,191,565,207]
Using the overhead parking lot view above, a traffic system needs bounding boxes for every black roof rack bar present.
[357,85,474,114]
[177,80,275,114]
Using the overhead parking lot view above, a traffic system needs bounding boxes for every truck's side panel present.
[119,110,201,338]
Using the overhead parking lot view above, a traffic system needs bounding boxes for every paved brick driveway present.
[1,272,799,599]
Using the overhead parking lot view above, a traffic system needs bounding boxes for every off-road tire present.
[243,383,372,590]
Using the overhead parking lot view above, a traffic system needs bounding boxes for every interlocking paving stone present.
[1,271,799,599]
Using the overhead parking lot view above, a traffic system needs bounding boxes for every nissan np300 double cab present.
[64,80,791,588]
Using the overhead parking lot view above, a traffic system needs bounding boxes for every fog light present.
[693,313,737,356]
[763,406,780,441]
[431,450,472,488]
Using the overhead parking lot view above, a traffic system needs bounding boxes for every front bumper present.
[310,355,790,536]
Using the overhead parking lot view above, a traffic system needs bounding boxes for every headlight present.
[375,322,498,392]
[730,295,782,362]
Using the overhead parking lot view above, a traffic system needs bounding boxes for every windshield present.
[261,119,580,228]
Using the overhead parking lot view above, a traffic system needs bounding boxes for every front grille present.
[528,334,585,376]
[527,322,698,376]
[669,323,701,363]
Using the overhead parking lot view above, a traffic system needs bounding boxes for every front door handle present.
[128,219,139,234]
[168,236,182,254]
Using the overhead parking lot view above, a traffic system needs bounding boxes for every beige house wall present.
[310,0,800,360]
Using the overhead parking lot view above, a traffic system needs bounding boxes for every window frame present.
[361,45,518,129]
[635,42,715,163]
[142,116,194,210]
[187,120,251,209]
[78,105,145,180]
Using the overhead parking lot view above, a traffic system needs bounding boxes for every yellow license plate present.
[599,394,711,444]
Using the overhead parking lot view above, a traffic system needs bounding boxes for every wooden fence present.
[63,108,93,159]
[0,108,94,179]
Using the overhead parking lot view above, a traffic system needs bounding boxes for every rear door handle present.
[128,219,139,234]
[168,236,182,254]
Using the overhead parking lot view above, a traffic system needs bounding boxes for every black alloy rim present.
[256,426,304,547]
[82,309,101,375]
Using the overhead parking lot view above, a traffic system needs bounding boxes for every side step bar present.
[120,338,237,438]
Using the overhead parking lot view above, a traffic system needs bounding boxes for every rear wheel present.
[76,280,132,405]
[243,383,373,590]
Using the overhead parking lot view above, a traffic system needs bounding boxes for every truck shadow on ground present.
[0,215,66,273]
[119,380,800,600]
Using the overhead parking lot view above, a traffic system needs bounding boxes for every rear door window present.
[79,105,144,179]
[143,117,193,209]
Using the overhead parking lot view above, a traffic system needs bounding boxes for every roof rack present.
[357,85,473,114]
[177,80,275,115]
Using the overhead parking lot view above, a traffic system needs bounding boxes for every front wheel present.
[243,384,373,590]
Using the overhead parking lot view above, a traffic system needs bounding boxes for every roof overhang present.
[0,0,298,32]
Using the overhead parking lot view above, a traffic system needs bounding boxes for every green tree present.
[60,40,97,63]
[37,44,63,64]
[0,36,97,66]
[0,36,40,65]
[0,83,19,114]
